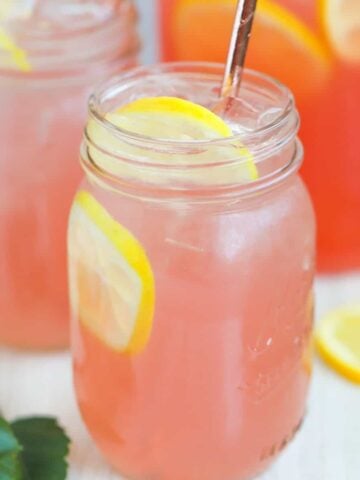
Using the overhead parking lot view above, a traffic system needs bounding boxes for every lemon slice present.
[0,27,31,71]
[68,190,155,354]
[87,96,257,184]
[320,0,360,62]
[115,96,233,139]
[315,305,360,383]
[0,0,33,71]
[250,0,332,96]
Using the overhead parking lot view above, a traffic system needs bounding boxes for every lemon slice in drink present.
[68,191,155,354]
[320,0,360,62]
[114,96,233,138]
[72,97,256,353]
[315,305,360,383]
[0,0,32,71]
[0,27,31,71]
[88,96,257,182]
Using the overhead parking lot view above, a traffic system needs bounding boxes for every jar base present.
[92,416,305,480]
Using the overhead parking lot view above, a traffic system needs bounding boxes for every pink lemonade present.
[0,1,139,349]
[0,85,88,348]
[69,64,316,480]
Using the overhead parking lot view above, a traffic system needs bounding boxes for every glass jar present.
[68,63,316,480]
[0,0,140,349]
[158,0,360,272]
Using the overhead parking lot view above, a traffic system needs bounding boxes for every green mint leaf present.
[11,417,70,480]
[0,417,24,480]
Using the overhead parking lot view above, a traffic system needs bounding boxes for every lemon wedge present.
[315,305,360,383]
[87,96,257,184]
[320,0,360,62]
[68,190,155,354]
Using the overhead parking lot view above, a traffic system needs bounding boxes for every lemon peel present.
[69,191,155,354]
[316,305,360,384]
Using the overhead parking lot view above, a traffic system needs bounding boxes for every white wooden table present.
[0,274,359,480]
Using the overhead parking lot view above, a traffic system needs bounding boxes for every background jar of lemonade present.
[158,0,360,272]
[0,0,140,349]
[68,63,315,480]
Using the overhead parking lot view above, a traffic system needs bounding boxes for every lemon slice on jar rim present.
[88,96,258,184]
[315,305,360,383]
[70,97,257,354]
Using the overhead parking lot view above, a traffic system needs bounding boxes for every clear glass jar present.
[68,63,316,480]
[0,0,140,349]
[158,0,360,272]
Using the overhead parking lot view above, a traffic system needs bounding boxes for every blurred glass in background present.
[0,0,140,349]
[157,0,360,272]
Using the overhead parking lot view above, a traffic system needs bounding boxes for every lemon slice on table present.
[68,191,155,354]
[315,306,360,383]
[88,96,257,183]
[320,0,360,62]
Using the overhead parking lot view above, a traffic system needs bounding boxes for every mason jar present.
[0,0,140,349]
[158,0,360,272]
[68,63,316,480]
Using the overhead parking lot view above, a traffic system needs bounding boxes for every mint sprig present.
[0,416,70,480]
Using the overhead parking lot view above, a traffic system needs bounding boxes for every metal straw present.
[220,0,258,99]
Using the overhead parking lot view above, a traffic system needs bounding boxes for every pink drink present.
[0,85,87,348]
[70,64,316,480]
[0,1,139,349]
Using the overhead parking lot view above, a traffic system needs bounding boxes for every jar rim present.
[0,0,139,77]
[82,62,302,201]
[88,61,297,154]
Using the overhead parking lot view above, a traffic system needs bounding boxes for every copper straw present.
[221,0,258,99]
